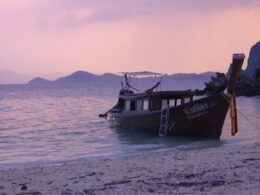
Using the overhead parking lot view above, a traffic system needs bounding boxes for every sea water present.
[0,81,259,169]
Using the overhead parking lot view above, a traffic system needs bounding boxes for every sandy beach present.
[0,141,259,195]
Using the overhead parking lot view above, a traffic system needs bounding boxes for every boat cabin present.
[116,91,194,113]
[112,71,195,113]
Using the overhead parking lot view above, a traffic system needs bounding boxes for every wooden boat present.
[100,54,245,139]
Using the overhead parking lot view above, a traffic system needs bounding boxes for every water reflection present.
[113,126,224,152]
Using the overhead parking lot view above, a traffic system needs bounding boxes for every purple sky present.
[0,0,260,75]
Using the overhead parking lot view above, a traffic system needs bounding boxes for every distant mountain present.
[168,71,216,80]
[55,71,98,83]
[200,71,217,78]
[0,69,64,84]
[245,41,260,78]
[27,70,216,85]
[0,69,33,84]
[37,72,64,80]
[27,77,51,85]
[100,73,121,80]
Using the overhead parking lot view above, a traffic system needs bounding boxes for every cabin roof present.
[119,71,164,77]
[120,90,195,100]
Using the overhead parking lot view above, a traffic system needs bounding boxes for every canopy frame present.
[119,71,166,93]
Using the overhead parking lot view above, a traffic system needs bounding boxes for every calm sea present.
[0,80,260,169]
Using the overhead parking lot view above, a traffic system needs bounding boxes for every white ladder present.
[159,106,170,136]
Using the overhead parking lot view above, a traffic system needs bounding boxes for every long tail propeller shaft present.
[227,53,245,136]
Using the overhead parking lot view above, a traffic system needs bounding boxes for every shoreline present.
[0,141,259,195]
[0,138,226,171]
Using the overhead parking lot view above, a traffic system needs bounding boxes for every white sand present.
[0,141,259,195]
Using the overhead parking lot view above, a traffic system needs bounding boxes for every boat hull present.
[108,94,230,139]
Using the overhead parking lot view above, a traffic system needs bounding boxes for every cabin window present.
[161,99,168,109]
[169,99,175,107]
[175,99,181,106]
[143,99,149,110]
[184,97,190,103]
[125,100,131,111]
[136,99,142,111]
[130,100,136,111]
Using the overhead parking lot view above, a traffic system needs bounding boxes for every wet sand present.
[0,141,259,195]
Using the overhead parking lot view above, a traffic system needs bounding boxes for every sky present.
[0,0,260,76]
